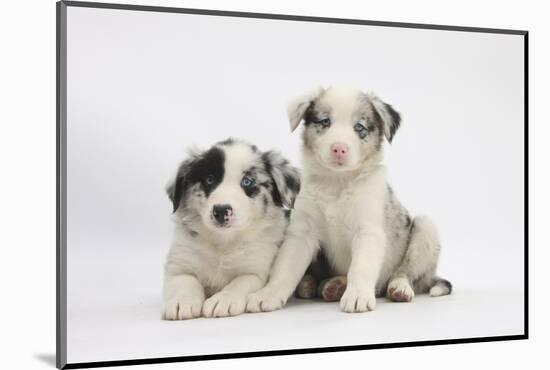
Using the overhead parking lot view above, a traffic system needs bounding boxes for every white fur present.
[429,285,446,297]
[162,217,283,319]
[247,153,388,313]
[247,87,449,314]
[162,141,295,320]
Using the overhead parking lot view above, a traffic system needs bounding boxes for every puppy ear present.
[262,150,301,209]
[287,86,324,132]
[166,154,198,213]
[369,94,402,143]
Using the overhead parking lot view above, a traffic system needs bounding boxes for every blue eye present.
[241,176,255,188]
[319,118,331,127]
[205,175,215,185]
[354,122,366,132]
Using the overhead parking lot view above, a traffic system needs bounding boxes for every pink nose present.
[330,143,349,162]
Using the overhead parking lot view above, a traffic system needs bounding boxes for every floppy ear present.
[262,150,301,209]
[166,154,198,213]
[287,86,324,132]
[368,93,402,143]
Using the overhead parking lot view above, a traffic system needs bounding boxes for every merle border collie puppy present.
[246,86,452,314]
[162,139,300,320]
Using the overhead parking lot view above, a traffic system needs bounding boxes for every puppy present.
[162,138,300,320]
[247,87,452,314]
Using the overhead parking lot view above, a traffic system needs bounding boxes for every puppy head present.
[167,139,300,234]
[287,86,401,172]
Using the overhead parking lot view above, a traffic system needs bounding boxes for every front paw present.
[246,287,287,313]
[162,296,204,320]
[202,292,246,318]
[340,287,376,313]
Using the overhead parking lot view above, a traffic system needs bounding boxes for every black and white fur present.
[246,87,451,314]
[162,139,300,319]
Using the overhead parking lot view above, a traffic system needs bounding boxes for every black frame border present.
[56,1,529,369]
[56,1,67,369]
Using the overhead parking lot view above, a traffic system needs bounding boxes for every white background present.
[63,3,525,364]
[0,0,546,369]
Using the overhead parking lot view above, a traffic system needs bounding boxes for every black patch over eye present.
[191,147,225,197]
[201,172,220,193]
[170,146,225,212]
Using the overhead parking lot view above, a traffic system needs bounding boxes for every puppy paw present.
[162,297,203,320]
[246,287,287,313]
[295,274,318,299]
[202,292,246,318]
[319,276,347,302]
[339,287,376,313]
[387,277,415,302]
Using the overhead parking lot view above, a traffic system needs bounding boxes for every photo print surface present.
[59,2,526,368]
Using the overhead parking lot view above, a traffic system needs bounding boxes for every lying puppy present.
[162,138,300,320]
[247,87,452,313]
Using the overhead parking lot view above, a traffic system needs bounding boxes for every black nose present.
[212,204,233,225]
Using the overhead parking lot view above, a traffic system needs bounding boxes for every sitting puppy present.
[247,87,452,314]
[162,138,300,320]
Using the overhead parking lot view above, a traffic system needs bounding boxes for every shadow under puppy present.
[162,138,300,320]
[294,251,348,302]
[247,86,452,314]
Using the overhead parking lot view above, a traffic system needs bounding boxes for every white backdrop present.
[64,4,524,365]
[66,7,524,250]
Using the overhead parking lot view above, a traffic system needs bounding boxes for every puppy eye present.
[205,175,215,185]
[241,176,255,188]
[319,118,331,127]
[354,122,366,132]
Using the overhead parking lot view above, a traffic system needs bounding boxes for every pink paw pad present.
[319,276,347,302]
[388,287,413,302]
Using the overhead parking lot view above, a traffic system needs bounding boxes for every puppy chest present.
[195,245,275,291]
[194,254,232,290]
[318,201,355,275]
[322,239,352,275]
[319,196,357,240]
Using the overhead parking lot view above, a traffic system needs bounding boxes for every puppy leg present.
[203,274,264,318]
[162,274,205,320]
[340,228,385,313]
[247,200,322,313]
[246,234,317,312]
[387,216,449,302]
[295,274,318,299]
[295,251,332,299]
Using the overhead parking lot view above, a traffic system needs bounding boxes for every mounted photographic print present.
[56,1,528,368]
